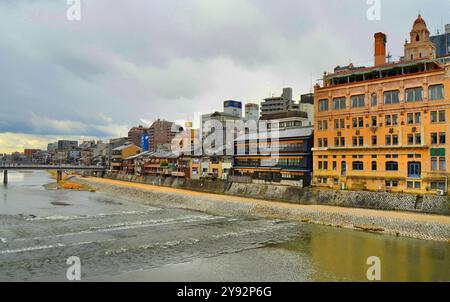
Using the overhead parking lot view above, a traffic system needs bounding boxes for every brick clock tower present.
[404,14,436,61]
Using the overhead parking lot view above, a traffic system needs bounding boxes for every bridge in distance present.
[0,165,106,185]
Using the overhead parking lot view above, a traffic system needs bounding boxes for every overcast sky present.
[0,0,449,153]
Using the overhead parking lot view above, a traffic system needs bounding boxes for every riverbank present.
[76,177,450,242]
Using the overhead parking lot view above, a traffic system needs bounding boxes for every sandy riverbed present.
[78,177,450,242]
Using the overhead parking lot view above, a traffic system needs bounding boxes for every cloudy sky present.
[0,0,449,153]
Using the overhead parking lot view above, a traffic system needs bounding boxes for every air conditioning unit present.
[436,189,445,196]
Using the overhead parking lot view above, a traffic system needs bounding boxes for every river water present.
[0,171,448,282]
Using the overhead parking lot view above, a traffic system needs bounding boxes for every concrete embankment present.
[76,177,450,242]
[103,173,450,215]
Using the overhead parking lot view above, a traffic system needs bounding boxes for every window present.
[318,99,329,112]
[371,116,377,127]
[429,84,444,100]
[439,157,447,171]
[439,132,446,144]
[414,112,421,124]
[359,136,364,146]
[386,161,399,171]
[340,137,345,147]
[407,113,413,125]
[318,138,323,148]
[352,118,357,128]
[386,115,392,126]
[408,162,421,178]
[350,94,365,108]
[334,119,345,129]
[415,134,421,145]
[359,117,364,128]
[323,138,328,147]
[352,137,358,147]
[384,90,400,105]
[323,120,328,130]
[372,136,377,146]
[318,121,322,130]
[431,182,445,190]
[439,111,446,122]
[405,87,423,102]
[371,93,377,107]
[431,111,437,123]
[333,161,337,171]
[333,97,346,110]
[408,134,414,145]
[431,157,446,171]
[372,161,377,171]
[431,133,438,145]
[353,161,364,170]
[393,114,398,125]
[386,135,392,146]
[334,137,339,147]
[392,135,399,145]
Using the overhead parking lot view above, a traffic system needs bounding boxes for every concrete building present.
[57,140,78,151]
[260,88,300,115]
[313,15,450,195]
[148,119,180,152]
[128,125,148,148]
[430,24,450,57]
[245,103,260,121]
[299,93,315,126]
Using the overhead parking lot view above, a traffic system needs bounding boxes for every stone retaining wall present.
[103,172,449,215]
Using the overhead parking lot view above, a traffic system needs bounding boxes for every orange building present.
[313,15,450,195]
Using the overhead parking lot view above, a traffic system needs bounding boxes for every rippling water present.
[0,171,448,281]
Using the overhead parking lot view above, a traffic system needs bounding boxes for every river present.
[0,171,448,282]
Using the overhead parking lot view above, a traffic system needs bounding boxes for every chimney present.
[374,32,387,66]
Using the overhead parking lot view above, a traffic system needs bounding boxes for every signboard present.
[140,134,150,151]
[431,148,445,157]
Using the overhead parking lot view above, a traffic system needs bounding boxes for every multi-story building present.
[299,93,315,126]
[57,140,78,151]
[128,125,148,148]
[260,88,300,115]
[233,112,314,187]
[313,15,450,195]
[245,103,260,121]
[148,119,179,152]
[430,24,450,57]
[111,144,142,173]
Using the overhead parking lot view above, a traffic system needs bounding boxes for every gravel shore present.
[77,177,450,243]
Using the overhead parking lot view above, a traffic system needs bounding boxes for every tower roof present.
[412,14,428,31]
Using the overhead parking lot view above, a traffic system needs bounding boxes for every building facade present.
[233,112,314,187]
[313,15,450,195]
[260,88,301,115]
[148,119,179,152]
[128,125,148,148]
[430,24,450,57]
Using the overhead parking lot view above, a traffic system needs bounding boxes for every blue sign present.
[140,134,150,151]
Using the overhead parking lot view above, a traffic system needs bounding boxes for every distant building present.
[111,144,142,172]
[57,140,78,151]
[223,100,243,117]
[260,88,300,115]
[47,143,57,153]
[24,149,41,156]
[128,125,148,147]
[430,24,450,57]
[148,119,179,152]
[299,93,315,126]
[245,103,260,121]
